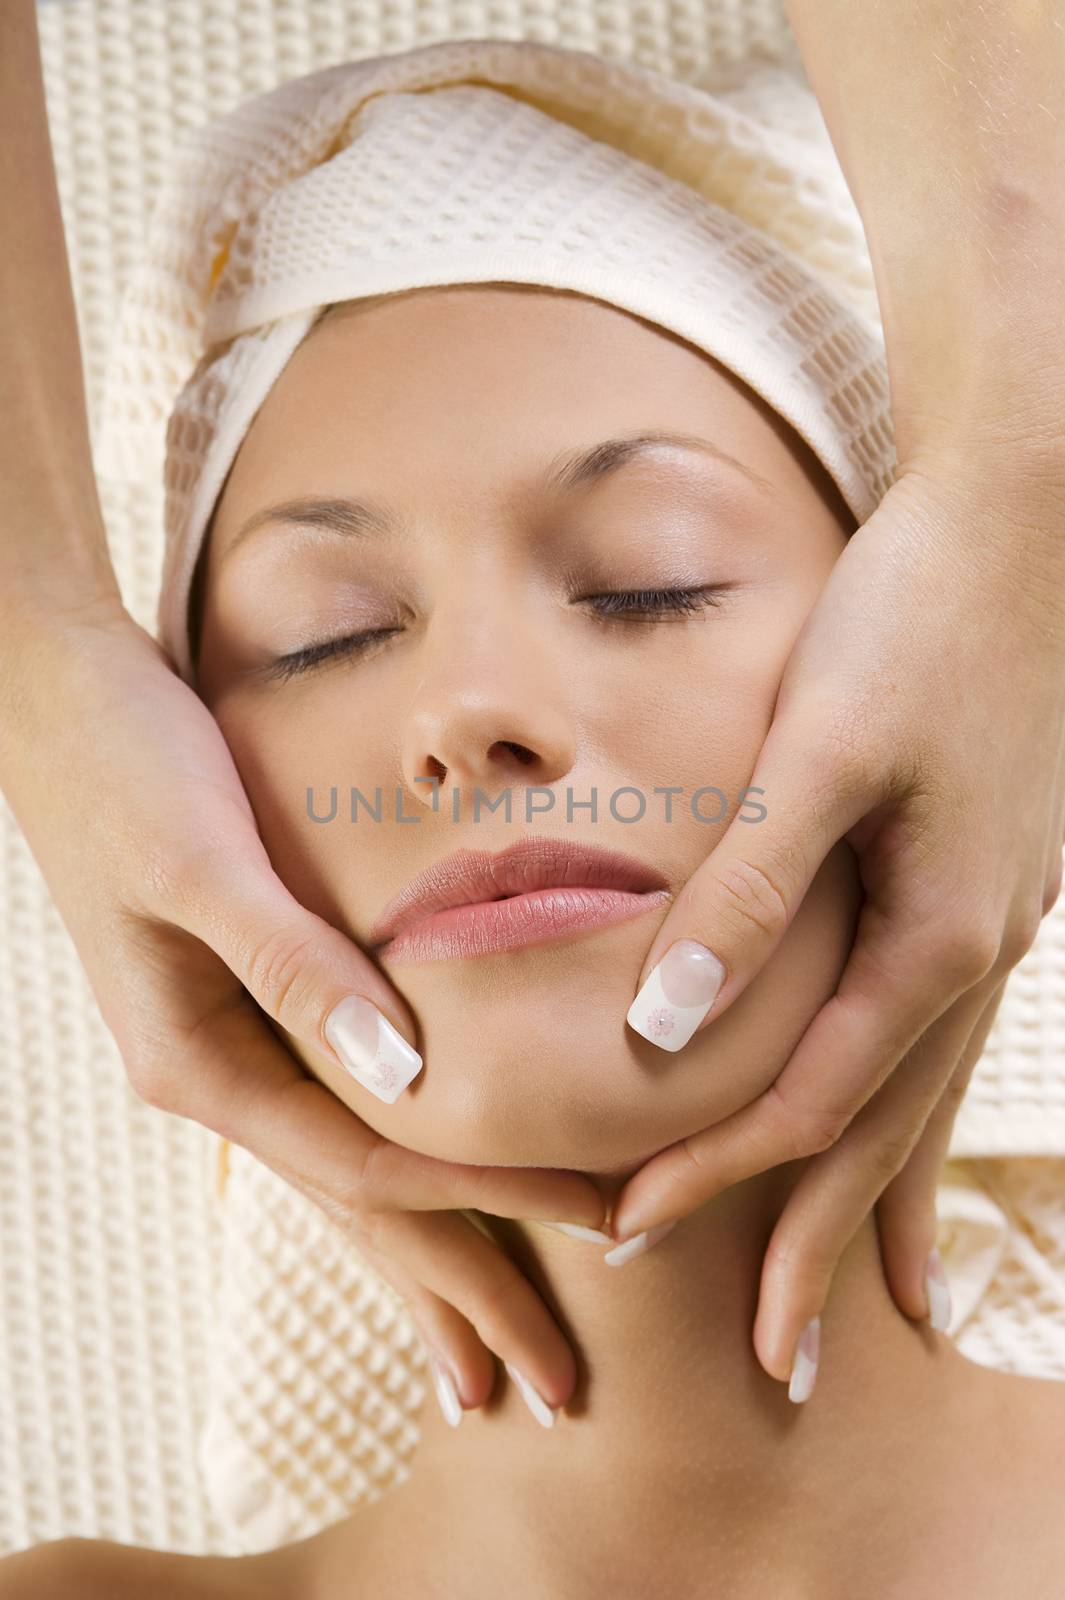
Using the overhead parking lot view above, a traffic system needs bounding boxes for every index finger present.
[625,721,870,1054]
[610,889,996,1241]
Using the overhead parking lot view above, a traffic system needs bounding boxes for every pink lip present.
[369,837,671,964]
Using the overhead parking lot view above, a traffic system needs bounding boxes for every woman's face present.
[194,283,861,1173]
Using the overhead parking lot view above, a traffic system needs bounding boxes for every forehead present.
[208,284,807,535]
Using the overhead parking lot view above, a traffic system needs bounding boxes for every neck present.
[328,1164,988,1598]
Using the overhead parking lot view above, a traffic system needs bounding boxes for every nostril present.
[496,740,537,765]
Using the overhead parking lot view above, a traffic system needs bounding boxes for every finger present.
[133,826,428,1106]
[750,976,1002,1386]
[611,887,996,1242]
[876,977,1007,1325]
[368,1208,577,1420]
[625,715,873,1053]
[351,1233,499,1419]
[136,970,608,1232]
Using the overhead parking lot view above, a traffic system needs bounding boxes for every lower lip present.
[378,885,671,964]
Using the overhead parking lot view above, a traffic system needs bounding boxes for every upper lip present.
[368,836,670,949]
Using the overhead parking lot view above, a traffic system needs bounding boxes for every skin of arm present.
[784,0,1065,472]
[0,0,122,622]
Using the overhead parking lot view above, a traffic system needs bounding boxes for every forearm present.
[0,0,122,620]
[784,0,1065,473]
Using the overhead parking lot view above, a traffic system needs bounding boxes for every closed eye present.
[265,627,402,683]
[578,584,735,620]
[265,584,735,683]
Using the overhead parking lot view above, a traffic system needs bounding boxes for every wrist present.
[0,584,138,766]
[1,528,125,634]
[889,333,1065,484]
[888,454,1065,633]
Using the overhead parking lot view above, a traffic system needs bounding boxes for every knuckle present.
[940,1068,973,1116]
[242,926,317,1024]
[932,923,1000,990]
[796,1112,845,1159]
[124,1058,172,1111]
[673,1133,712,1184]
[347,1207,384,1258]
[999,905,1042,970]
[716,855,790,943]
[119,1031,178,1111]
[457,1161,493,1208]
[763,1227,835,1293]
[866,1128,915,1187]
[130,835,218,924]
[763,1082,842,1162]
[333,1139,388,1222]
[808,708,871,791]
[332,1180,384,1254]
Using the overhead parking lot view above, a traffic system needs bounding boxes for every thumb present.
[160,836,423,1104]
[626,728,872,1053]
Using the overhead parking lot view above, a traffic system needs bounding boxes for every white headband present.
[93,37,897,685]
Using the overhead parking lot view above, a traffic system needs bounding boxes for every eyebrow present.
[220,429,776,563]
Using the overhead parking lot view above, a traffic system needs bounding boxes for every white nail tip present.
[926,1251,952,1333]
[428,1354,463,1428]
[324,994,423,1103]
[788,1317,821,1404]
[626,963,713,1052]
[603,1219,677,1266]
[538,1221,614,1243]
[504,1363,557,1429]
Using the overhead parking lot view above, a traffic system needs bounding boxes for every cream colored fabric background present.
[2,0,1063,1560]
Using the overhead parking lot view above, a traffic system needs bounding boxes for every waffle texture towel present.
[92,35,898,685]
[5,2,1063,1564]
[85,30,1065,1557]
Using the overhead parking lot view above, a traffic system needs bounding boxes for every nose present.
[399,597,577,809]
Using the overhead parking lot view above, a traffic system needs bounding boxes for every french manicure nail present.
[538,1221,614,1243]
[925,1248,952,1332]
[603,1219,677,1266]
[626,938,726,1052]
[788,1316,820,1404]
[427,1352,463,1428]
[324,994,422,1103]
[504,1363,557,1429]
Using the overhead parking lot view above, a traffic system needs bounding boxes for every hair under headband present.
[93,37,898,686]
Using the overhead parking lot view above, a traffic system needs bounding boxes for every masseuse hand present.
[607,454,1065,1383]
[604,0,1065,1393]
[0,601,611,1414]
[1,0,606,1426]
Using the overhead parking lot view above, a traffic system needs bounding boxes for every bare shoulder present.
[0,1537,297,1600]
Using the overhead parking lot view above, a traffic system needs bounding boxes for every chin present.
[315,917,690,1167]
[300,843,860,1171]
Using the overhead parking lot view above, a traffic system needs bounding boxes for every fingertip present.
[877,1205,940,1322]
[426,1351,465,1426]
[787,1316,821,1404]
[924,1247,952,1332]
[626,937,727,1052]
[323,992,422,1103]
[752,1308,796,1385]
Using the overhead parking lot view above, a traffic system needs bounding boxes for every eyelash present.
[266,585,731,683]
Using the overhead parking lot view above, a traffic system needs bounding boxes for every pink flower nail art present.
[647,1007,675,1038]
[373,1060,398,1092]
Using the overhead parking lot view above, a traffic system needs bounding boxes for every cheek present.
[211,691,401,939]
